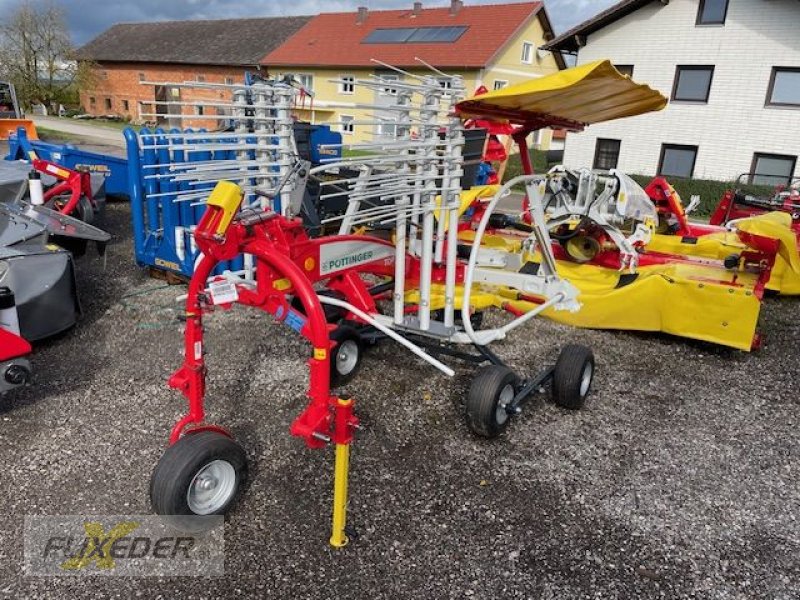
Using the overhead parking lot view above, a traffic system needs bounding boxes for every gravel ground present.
[1,194,798,599]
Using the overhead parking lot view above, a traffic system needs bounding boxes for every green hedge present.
[501,150,775,218]
[501,149,550,183]
[628,175,731,217]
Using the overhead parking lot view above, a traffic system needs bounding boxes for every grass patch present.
[35,127,81,143]
[51,117,130,131]
[342,148,375,158]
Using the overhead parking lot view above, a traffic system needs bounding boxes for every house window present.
[196,74,205,83]
[521,41,534,64]
[766,68,800,107]
[122,99,129,111]
[138,73,145,82]
[104,98,112,110]
[297,74,313,92]
[89,96,96,107]
[593,139,621,170]
[614,64,634,77]
[380,73,399,96]
[340,114,354,135]
[658,144,698,179]
[438,78,452,96]
[672,66,714,103]
[696,0,729,25]
[493,80,508,91]
[225,77,234,86]
[195,105,205,116]
[378,119,396,138]
[340,75,355,94]
[751,153,797,186]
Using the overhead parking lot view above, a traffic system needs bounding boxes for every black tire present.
[552,344,595,410]
[330,325,362,388]
[465,365,519,438]
[150,430,247,530]
[76,196,95,225]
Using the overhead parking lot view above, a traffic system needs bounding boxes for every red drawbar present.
[33,159,97,218]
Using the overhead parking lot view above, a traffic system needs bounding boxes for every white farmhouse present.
[544,0,800,185]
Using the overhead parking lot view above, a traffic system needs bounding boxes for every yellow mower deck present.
[647,212,800,295]
[459,230,763,351]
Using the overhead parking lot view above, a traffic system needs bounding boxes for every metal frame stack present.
[124,78,298,277]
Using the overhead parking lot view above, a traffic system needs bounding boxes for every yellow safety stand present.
[329,397,356,548]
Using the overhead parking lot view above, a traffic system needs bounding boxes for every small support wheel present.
[465,365,519,438]
[330,325,363,388]
[552,344,595,410]
[76,196,95,224]
[150,430,247,529]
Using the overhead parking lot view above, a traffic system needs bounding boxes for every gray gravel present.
[0,199,798,600]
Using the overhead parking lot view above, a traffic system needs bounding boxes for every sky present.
[0,0,618,46]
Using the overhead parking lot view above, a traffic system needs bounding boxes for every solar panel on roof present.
[363,26,469,44]
[364,28,417,43]
[407,26,468,42]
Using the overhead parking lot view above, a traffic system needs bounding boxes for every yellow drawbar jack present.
[330,442,351,547]
[329,397,355,548]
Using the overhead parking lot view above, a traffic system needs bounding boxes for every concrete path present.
[31,115,126,148]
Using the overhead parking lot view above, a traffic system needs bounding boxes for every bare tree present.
[0,1,95,109]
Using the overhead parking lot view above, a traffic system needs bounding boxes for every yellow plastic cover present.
[456,60,668,126]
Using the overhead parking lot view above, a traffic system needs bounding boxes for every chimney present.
[357,6,368,24]
[412,2,423,16]
[449,0,463,15]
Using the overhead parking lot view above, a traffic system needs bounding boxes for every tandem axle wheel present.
[465,344,595,438]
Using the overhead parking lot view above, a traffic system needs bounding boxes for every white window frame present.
[340,114,355,135]
[521,41,534,64]
[297,73,314,92]
[377,119,397,138]
[380,74,399,96]
[340,75,355,95]
[493,79,509,91]
[437,77,452,98]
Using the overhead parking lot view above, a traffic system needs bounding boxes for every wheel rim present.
[186,460,237,515]
[495,384,515,425]
[579,362,593,397]
[336,340,359,376]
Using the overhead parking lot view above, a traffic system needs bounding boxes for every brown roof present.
[542,0,660,53]
[76,16,312,67]
[263,2,565,69]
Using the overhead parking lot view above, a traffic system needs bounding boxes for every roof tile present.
[77,17,312,66]
[262,2,542,69]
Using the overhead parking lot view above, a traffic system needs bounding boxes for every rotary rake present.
[146,65,595,547]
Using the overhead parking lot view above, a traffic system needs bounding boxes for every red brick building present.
[76,16,310,127]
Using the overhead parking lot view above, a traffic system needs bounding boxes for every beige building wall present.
[278,67,481,144]
[479,15,564,151]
